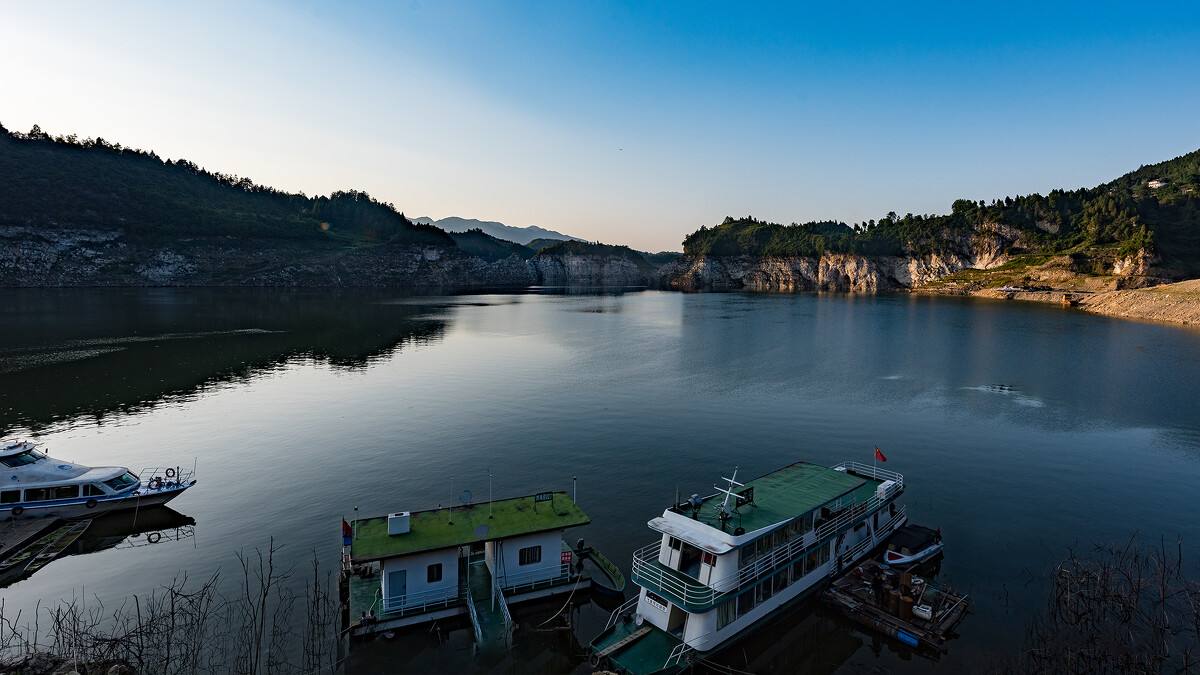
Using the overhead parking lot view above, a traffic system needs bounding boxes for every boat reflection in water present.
[0,506,195,588]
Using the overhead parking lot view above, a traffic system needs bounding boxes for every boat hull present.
[1,482,194,521]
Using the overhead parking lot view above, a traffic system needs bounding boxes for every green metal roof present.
[350,491,589,561]
[692,462,871,534]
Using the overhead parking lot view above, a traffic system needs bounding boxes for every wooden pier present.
[821,559,968,653]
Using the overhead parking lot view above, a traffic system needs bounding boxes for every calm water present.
[4,288,1200,673]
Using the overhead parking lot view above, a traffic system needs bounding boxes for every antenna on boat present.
[448,477,454,525]
[489,469,494,520]
[572,475,577,503]
[712,466,742,529]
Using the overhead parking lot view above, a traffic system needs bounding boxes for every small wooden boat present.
[577,541,626,599]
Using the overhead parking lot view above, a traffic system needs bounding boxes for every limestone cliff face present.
[662,252,977,292]
[531,252,653,287]
[663,222,1036,292]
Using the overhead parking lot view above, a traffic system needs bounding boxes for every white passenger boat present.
[1,439,195,520]
[590,460,906,674]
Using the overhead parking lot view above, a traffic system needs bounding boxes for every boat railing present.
[605,594,639,630]
[632,543,721,607]
[812,477,903,544]
[834,461,903,486]
[138,465,196,489]
[491,571,515,640]
[497,562,574,594]
[466,593,484,644]
[664,642,694,669]
[379,586,463,616]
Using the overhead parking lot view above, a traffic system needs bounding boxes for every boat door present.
[388,569,407,606]
[666,603,688,637]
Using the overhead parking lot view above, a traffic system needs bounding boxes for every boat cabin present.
[592,461,907,674]
[344,490,591,642]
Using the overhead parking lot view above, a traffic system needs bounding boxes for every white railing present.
[834,461,903,486]
[380,586,462,615]
[491,572,514,640]
[813,477,903,543]
[664,643,693,668]
[837,506,907,572]
[138,465,196,490]
[497,562,574,593]
[605,595,639,630]
[466,595,484,644]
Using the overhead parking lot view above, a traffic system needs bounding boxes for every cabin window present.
[701,551,716,567]
[24,488,52,502]
[739,544,757,568]
[716,598,736,629]
[518,545,542,566]
[104,472,139,491]
[791,558,805,582]
[668,537,682,551]
[736,589,756,616]
[773,568,789,593]
[1,490,19,504]
[426,563,442,583]
[772,530,787,549]
[84,484,106,497]
[756,537,771,557]
[806,549,820,574]
[53,485,79,499]
[1,450,42,468]
[756,578,773,603]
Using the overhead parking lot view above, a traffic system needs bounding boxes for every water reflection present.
[0,506,195,589]
[0,289,449,433]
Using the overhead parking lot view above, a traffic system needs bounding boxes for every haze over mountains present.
[410,216,582,246]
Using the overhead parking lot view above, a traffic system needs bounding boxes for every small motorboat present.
[1,439,196,521]
[883,524,943,567]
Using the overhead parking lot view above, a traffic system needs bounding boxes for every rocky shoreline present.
[966,280,1200,327]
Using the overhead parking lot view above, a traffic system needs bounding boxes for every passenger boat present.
[1,439,195,520]
[590,460,907,674]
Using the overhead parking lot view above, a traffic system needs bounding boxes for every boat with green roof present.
[589,460,907,673]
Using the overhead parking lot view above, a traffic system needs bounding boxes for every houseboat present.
[342,488,619,649]
[590,460,907,673]
[1,439,196,520]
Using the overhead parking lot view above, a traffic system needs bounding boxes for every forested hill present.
[683,148,1200,275]
[0,123,451,247]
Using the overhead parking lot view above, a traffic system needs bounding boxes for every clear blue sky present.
[2,1,1198,251]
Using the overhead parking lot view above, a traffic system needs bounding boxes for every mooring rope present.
[537,574,584,628]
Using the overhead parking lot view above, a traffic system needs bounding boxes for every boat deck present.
[592,618,683,675]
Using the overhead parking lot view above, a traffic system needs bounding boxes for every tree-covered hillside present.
[684,149,1200,274]
[448,228,534,261]
[0,123,452,248]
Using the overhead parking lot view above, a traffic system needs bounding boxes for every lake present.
[4,288,1200,673]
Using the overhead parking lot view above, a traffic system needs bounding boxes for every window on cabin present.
[773,569,789,593]
[1,490,19,504]
[84,484,106,497]
[791,559,804,582]
[1,450,43,468]
[104,472,139,491]
[736,588,756,616]
[668,537,682,551]
[53,485,79,499]
[756,578,773,603]
[518,545,542,566]
[24,487,51,502]
[427,563,442,583]
[716,598,736,629]
[701,551,716,567]
[773,530,787,549]
[739,544,757,568]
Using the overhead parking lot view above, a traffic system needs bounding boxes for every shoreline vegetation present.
[2,122,1199,326]
[2,539,1196,674]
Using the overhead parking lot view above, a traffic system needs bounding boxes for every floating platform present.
[821,558,968,653]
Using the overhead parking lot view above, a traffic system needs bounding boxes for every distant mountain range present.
[410,216,582,246]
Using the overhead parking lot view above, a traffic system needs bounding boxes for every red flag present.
[874,447,887,462]
[342,519,353,538]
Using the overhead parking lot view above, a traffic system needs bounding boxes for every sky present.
[2,1,1199,251]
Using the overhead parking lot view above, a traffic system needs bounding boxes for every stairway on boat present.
[466,556,512,652]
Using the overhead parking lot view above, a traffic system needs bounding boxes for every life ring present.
[86,499,98,509]
[148,477,163,490]
[12,506,23,516]
[165,468,177,478]
[147,532,162,544]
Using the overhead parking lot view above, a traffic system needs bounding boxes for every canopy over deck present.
[350,491,589,562]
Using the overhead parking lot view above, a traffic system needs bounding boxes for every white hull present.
[1,485,190,521]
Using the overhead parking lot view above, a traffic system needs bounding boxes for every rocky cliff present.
[0,226,665,288]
